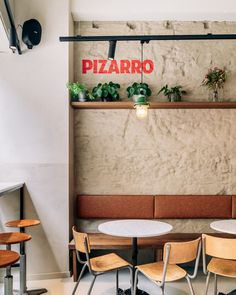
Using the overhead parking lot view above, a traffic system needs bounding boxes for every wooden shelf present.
[71,101,236,109]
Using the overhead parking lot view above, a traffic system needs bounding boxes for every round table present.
[211,220,236,234]
[98,219,173,295]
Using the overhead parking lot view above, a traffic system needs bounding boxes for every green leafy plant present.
[201,67,227,90]
[92,82,120,101]
[158,85,186,102]
[127,82,152,99]
[67,82,95,102]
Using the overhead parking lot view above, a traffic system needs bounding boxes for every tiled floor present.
[0,270,236,294]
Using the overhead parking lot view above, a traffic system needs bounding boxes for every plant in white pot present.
[158,85,186,102]
[67,82,95,102]
[127,82,152,104]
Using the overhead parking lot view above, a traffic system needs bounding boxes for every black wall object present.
[22,19,42,49]
[4,0,22,54]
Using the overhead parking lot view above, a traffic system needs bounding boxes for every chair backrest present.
[202,234,236,260]
[164,238,201,265]
[72,226,90,254]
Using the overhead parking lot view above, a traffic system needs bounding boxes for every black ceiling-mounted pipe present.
[4,0,22,54]
[60,33,236,43]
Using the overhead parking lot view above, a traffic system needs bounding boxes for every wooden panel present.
[71,101,236,110]
[203,234,236,260]
[164,238,201,264]
[69,233,235,250]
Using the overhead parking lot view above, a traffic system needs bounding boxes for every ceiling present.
[71,0,236,21]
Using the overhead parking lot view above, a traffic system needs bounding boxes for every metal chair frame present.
[133,239,201,295]
[72,233,132,295]
[202,236,223,295]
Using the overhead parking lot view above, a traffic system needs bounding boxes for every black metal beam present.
[60,33,236,43]
[4,0,22,54]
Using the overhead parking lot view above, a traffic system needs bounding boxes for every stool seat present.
[5,219,40,228]
[0,250,20,268]
[0,232,31,245]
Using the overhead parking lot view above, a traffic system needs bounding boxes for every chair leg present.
[72,264,87,295]
[160,285,165,295]
[213,274,217,295]
[186,276,195,295]
[128,267,133,294]
[116,270,119,295]
[88,275,96,295]
[133,269,139,295]
[205,272,211,295]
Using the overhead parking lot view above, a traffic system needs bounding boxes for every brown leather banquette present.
[77,195,236,219]
[70,194,236,281]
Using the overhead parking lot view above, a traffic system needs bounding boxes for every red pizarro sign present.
[82,59,154,74]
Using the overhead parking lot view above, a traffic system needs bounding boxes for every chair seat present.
[137,261,187,282]
[5,219,40,228]
[0,250,20,268]
[90,253,131,272]
[208,258,236,278]
[0,232,31,245]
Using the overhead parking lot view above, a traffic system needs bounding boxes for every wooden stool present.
[0,233,29,295]
[5,219,47,295]
[0,250,20,295]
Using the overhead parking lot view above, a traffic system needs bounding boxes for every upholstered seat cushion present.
[154,195,232,219]
[77,195,154,219]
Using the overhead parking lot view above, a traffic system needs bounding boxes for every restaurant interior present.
[1,0,236,294]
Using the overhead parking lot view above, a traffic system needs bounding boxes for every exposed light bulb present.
[135,104,149,119]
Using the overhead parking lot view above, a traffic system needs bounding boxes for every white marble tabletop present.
[0,182,24,196]
[210,220,236,235]
[98,219,173,238]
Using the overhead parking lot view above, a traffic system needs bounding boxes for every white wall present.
[72,0,236,21]
[0,0,71,278]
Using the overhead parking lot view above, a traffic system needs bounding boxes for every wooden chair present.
[133,238,201,295]
[72,226,132,295]
[0,250,20,295]
[202,234,236,295]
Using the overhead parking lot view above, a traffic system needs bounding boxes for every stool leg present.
[20,252,27,295]
[4,266,13,295]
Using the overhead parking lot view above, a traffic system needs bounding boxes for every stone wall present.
[74,21,236,100]
[74,21,236,233]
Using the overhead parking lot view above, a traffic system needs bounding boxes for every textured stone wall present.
[74,21,236,100]
[74,21,236,233]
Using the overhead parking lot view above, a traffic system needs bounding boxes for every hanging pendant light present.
[134,101,149,119]
[134,41,150,119]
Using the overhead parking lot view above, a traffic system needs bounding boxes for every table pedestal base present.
[117,288,149,295]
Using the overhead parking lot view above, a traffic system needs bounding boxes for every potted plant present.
[158,85,186,102]
[201,67,227,102]
[67,82,95,102]
[92,82,120,102]
[127,82,152,103]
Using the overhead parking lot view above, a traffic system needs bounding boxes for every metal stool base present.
[13,288,48,295]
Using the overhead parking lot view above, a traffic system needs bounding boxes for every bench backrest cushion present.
[154,195,233,219]
[77,195,154,219]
